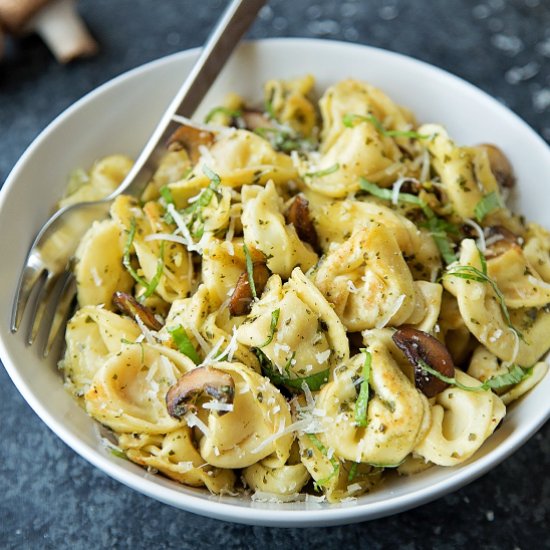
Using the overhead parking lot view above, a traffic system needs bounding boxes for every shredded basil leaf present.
[359,177,458,263]
[110,448,128,460]
[417,359,532,392]
[307,433,340,489]
[142,241,165,299]
[160,185,175,224]
[304,163,340,178]
[474,191,504,222]
[123,218,149,289]
[253,348,329,392]
[202,165,221,187]
[347,462,359,482]
[242,243,257,299]
[425,217,459,265]
[253,127,315,153]
[167,325,201,364]
[445,255,523,340]
[343,113,429,139]
[258,309,280,348]
[354,348,372,428]
[204,106,242,124]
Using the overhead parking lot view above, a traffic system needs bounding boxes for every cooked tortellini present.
[414,371,506,467]
[60,75,548,503]
[315,330,430,466]
[314,225,417,331]
[444,239,550,365]
[301,80,418,197]
[241,181,318,278]
[74,219,133,307]
[237,268,349,380]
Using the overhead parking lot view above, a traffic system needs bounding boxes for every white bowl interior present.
[1,39,549,527]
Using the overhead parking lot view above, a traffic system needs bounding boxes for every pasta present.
[58,75,549,503]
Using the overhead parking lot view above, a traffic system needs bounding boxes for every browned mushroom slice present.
[113,291,162,331]
[478,144,515,189]
[484,225,521,258]
[166,366,235,419]
[286,195,320,251]
[229,262,270,317]
[167,124,215,164]
[240,109,273,131]
[392,326,455,397]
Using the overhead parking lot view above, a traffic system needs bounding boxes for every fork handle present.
[111,0,267,199]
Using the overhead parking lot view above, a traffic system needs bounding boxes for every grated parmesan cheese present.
[90,266,103,287]
[135,315,157,344]
[346,279,361,294]
[375,294,406,329]
[346,483,363,494]
[184,411,211,438]
[202,401,234,413]
[315,349,331,365]
[464,219,486,252]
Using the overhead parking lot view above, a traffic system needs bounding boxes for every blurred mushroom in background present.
[0,0,98,63]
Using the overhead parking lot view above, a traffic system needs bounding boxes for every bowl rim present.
[1,37,549,527]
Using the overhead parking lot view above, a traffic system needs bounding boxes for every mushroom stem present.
[29,0,98,63]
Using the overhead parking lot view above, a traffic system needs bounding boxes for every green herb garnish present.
[348,462,359,482]
[307,433,340,490]
[253,127,314,153]
[123,218,149,289]
[445,249,523,340]
[204,106,242,123]
[359,177,458,263]
[417,359,532,392]
[354,348,372,428]
[258,309,280,348]
[474,191,504,222]
[160,185,175,224]
[343,113,429,139]
[142,241,165,299]
[243,242,257,299]
[167,325,201,364]
[304,163,340,178]
[253,348,330,392]
[179,165,222,238]
[110,448,127,460]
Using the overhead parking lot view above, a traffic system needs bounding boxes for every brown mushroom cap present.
[167,124,215,164]
[0,0,51,33]
[239,109,273,131]
[166,366,235,419]
[113,291,163,331]
[484,225,521,258]
[229,262,270,317]
[392,326,455,397]
[478,144,515,189]
[286,195,320,252]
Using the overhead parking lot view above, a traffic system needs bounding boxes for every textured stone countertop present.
[1,0,549,548]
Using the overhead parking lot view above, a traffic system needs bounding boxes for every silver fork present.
[11,0,266,356]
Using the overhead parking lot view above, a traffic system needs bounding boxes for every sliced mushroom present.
[0,0,98,63]
[478,144,515,189]
[229,262,270,316]
[239,109,273,131]
[484,225,521,258]
[392,326,455,397]
[286,195,320,251]
[167,124,215,164]
[113,291,162,331]
[166,366,235,419]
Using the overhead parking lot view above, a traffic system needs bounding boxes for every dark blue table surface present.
[1,1,549,548]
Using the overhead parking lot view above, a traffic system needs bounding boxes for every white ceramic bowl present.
[1,38,549,527]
